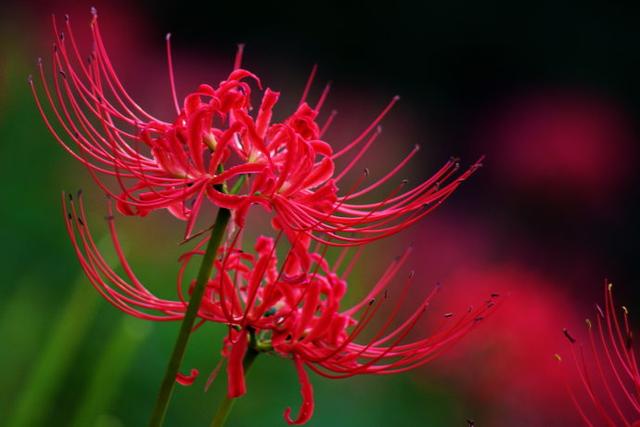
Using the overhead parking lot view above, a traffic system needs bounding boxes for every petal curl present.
[284,355,314,425]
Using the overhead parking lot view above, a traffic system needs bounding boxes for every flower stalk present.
[148,207,231,427]
[210,331,260,427]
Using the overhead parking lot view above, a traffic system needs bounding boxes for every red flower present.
[32,10,480,245]
[64,194,499,425]
[558,282,640,427]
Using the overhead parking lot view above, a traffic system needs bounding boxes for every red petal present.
[176,368,199,386]
[284,356,314,425]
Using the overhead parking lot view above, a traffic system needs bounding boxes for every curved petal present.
[284,355,314,425]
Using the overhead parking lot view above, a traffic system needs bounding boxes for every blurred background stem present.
[6,238,115,427]
[70,316,151,427]
[6,274,100,427]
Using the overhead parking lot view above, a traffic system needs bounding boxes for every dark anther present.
[27,75,33,84]
[64,14,69,22]
[68,193,73,201]
[491,293,500,298]
[368,298,376,306]
[363,168,370,177]
[104,215,114,221]
[444,313,453,318]
[77,217,84,226]
[72,131,80,138]
[67,213,72,220]
[466,419,475,427]
[384,289,389,299]
[408,270,415,279]
[563,328,576,344]
[77,189,83,197]
[53,43,58,52]
[59,70,66,79]
[402,179,409,185]
[59,32,65,41]
[474,316,484,322]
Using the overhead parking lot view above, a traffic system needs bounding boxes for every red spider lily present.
[32,9,481,245]
[63,193,499,425]
[558,282,640,427]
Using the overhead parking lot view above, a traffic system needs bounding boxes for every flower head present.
[64,193,499,425]
[32,10,481,246]
[558,282,640,427]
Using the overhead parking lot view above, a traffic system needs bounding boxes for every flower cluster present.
[558,283,640,427]
[64,193,498,424]
[30,9,481,248]
[34,9,496,426]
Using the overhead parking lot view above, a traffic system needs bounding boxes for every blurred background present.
[1,1,639,426]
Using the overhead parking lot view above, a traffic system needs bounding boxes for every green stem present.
[148,207,231,427]
[209,344,260,427]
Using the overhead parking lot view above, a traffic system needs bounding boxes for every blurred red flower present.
[484,91,634,208]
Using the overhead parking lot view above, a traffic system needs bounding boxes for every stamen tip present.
[554,353,562,362]
[64,13,69,22]
[392,95,401,102]
[166,32,172,41]
[563,328,576,344]
[90,6,98,16]
[27,74,33,84]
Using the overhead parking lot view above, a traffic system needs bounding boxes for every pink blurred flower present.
[484,91,634,207]
[63,193,498,425]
